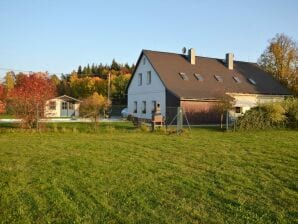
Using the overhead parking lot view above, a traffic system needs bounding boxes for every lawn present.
[0,123,297,223]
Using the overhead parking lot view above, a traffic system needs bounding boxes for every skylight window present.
[248,78,256,85]
[214,75,223,82]
[233,76,242,83]
[179,72,188,80]
[194,73,204,81]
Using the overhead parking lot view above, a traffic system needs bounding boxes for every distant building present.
[45,95,80,118]
[127,49,291,124]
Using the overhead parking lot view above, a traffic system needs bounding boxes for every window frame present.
[147,71,152,85]
[194,73,204,81]
[214,75,223,82]
[152,100,156,113]
[235,107,242,113]
[179,72,189,80]
[49,101,56,110]
[62,101,68,110]
[133,101,137,113]
[233,76,242,83]
[138,73,142,86]
[69,102,74,110]
[142,101,146,114]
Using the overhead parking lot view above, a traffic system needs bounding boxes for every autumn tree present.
[258,33,298,95]
[7,74,56,129]
[4,71,15,93]
[112,74,131,104]
[79,92,109,128]
[0,84,6,114]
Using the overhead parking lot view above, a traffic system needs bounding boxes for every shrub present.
[237,102,287,130]
[282,97,298,128]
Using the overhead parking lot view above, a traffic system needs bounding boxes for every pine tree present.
[77,65,82,75]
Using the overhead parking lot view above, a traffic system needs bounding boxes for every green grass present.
[0,114,15,119]
[0,123,297,223]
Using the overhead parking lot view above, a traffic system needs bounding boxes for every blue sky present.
[0,0,297,77]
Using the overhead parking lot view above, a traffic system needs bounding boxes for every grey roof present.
[136,50,291,99]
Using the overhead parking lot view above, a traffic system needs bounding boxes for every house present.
[127,48,291,124]
[45,95,80,118]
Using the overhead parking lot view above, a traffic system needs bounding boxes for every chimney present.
[188,48,196,65]
[226,53,234,70]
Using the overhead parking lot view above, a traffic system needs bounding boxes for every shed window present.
[147,71,151,85]
[133,101,137,113]
[138,73,142,86]
[194,73,204,81]
[49,101,56,110]
[179,72,188,80]
[69,103,74,110]
[214,75,223,82]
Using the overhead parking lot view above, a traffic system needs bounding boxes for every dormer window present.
[138,73,142,86]
[179,72,188,80]
[194,73,204,81]
[248,78,256,85]
[214,75,223,82]
[233,76,242,83]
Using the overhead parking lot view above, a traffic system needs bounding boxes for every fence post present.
[177,107,183,133]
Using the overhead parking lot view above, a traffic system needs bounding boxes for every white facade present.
[227,93,286,118]
[127,55,166,119]
[45,96,80,118]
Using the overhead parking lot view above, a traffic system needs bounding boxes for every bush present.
[237,102,287,130]
[282,97,298,128]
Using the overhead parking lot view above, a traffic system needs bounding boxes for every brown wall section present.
[180,100,221,124]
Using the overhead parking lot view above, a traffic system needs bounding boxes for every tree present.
[111,59,120,71]
[112,74,131,104]
[0,84,6,114]
[50,74,60,86]
[258,33,298,95]
[215,96,233,129]
[79,92,108,128]
[7,74,56,129]
[77,65,82,75]
[4,71,15,93]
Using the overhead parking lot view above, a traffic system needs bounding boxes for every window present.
[133,101,137,113]
[248,78,256,85]
[152,100,157,113]
[233,76,241,83]
[147,71,151,85]
[69,103,74,110]
[179,72,188,80]
[235,107,242,113]
[194,73,204,81]
[62,102,67,110]
[214,75,223,82]
[49,101,56,110]
[143,57,146,65]
[138,73,142,86]
[142,101,146,114]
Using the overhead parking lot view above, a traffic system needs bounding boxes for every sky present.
[0,0,297,77]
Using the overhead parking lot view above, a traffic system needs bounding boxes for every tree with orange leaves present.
[7,73,56,128]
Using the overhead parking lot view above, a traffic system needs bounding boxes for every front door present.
[61,101,68,117]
